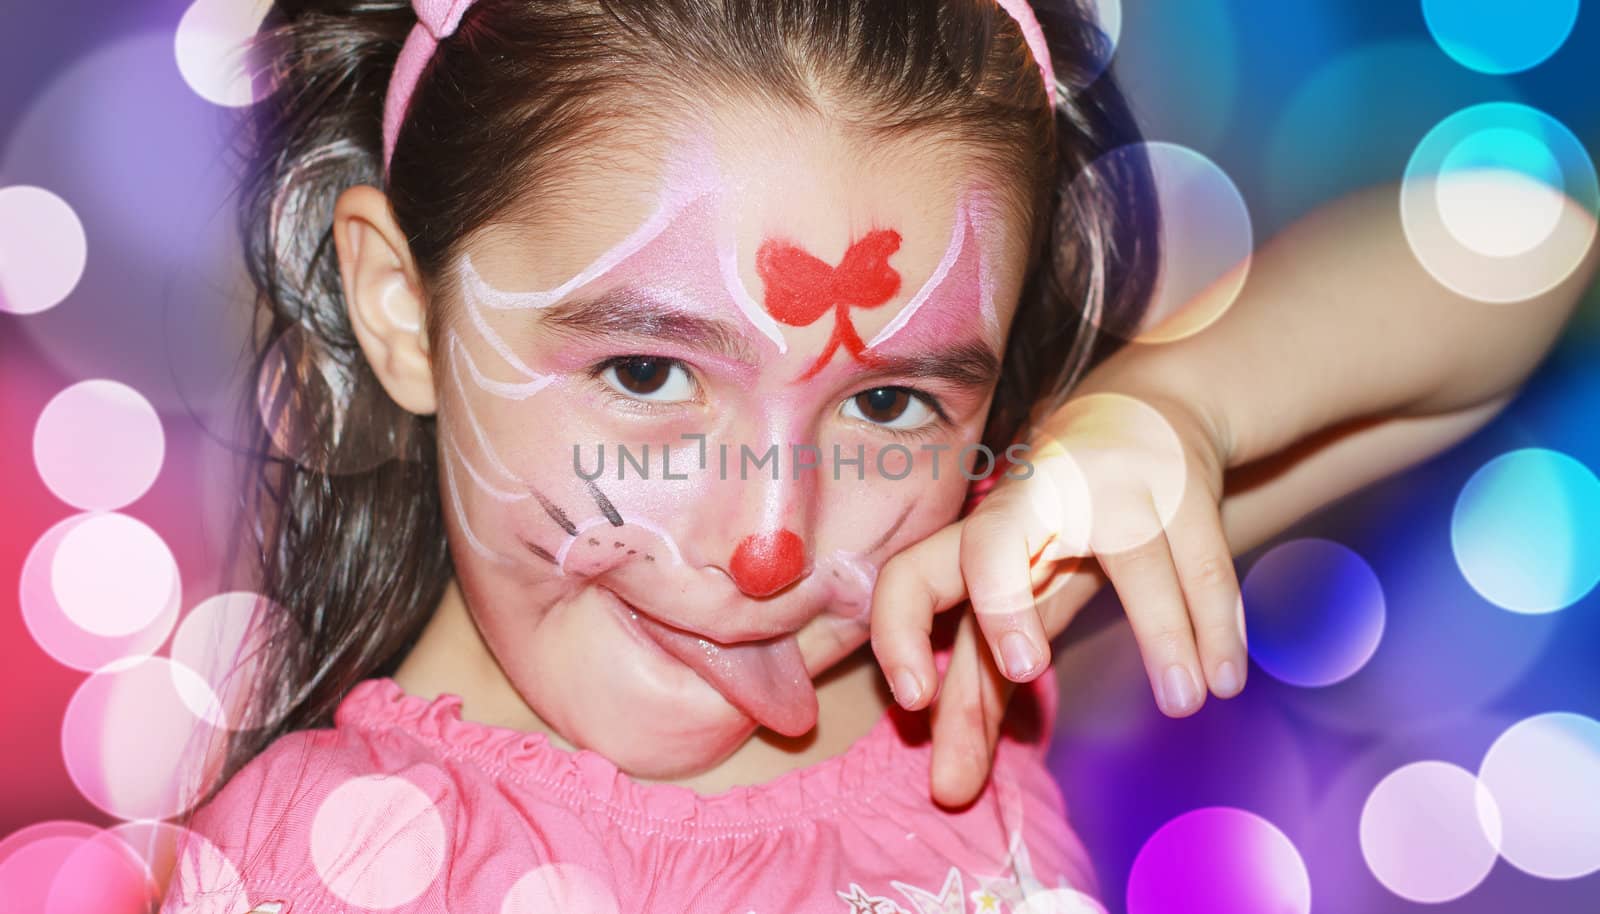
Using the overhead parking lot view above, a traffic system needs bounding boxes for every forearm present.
[1077,180,1597,469]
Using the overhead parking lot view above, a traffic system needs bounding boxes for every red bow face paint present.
[757,229,904,380]
[412,123,1030,781]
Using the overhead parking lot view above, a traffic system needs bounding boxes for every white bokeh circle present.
[50,512,180,639]
[1358,760,1501,903]
[501,863,621,914]
[1136,142,1253,343]
[310,775,447,908]
[175,0,275,107]
[0,185,87,316]
[1401,102,1598,304]
[1478,712,1600,879]
[33,379,166,511]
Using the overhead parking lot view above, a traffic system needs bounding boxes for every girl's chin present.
[573,696,759,781]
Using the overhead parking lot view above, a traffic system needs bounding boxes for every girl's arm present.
[873,177,1597,807]
[1076,178,1597,500]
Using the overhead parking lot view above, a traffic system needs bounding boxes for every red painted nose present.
[729,530,808,597]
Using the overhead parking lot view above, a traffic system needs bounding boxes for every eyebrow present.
[860,340,1002,390]
[535,288,1000,388]
[536,288,761,365]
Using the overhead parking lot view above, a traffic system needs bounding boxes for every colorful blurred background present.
[2,1,1597,912]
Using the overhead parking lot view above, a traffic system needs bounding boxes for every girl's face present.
[436,112,1030,777]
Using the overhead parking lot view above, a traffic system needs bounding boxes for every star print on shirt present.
[838,883,907,914]
[891,868,965,914]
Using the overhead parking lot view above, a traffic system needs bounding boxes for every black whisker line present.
[868,502,915,554]
[535,491,578,536]
[587,480,625,527]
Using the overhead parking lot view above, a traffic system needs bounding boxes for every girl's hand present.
[870,388,1247,807]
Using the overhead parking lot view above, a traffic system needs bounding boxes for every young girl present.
[162,1,1155,910]
[160,0,1594,911]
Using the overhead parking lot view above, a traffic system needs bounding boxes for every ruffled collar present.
[334,677,926,832]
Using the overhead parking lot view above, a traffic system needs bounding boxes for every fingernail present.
[999,631,1042,679]
[891,669,923,708]
[1214,660,1242,696]
[1161,664,1200,714]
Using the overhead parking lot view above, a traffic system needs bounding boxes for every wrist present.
[1053,344,1238,469]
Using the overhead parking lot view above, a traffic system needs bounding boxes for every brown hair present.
[204,0,1158,809]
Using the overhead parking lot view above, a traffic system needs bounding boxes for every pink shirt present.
[160,669,1100,913]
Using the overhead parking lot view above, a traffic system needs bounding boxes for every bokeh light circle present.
[1065,143,1250,343]
[1358,760,1501,903]
[1422,0,1579,74]
[1401,102,1598,304]
[61,656,226,822]
[3,31,257,416]
[1036,393,1187,556]
[107,820,186,904]
[175,0,274,107]
[1436,127,1566,257]
[1242,538,1386,687]
[20,515,181,672]
[33,379,165,511]
[501,863,621,914]
[50,513,179,640]
[172,591,275,731]
[45,827,158,914]
[1134,142,1253,343]
[163,829,251,914]
[310,775,447,908]
[1451,448,1600,614]
[1126,807,1311,914]
[1478,712,1600,879]
[256,325,415,475]
[0,824,99,914]
[0,185,87,316]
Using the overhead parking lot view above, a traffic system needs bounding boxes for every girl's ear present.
[333,184,438,416]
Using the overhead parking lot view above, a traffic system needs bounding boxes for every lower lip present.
[602,590,681,665]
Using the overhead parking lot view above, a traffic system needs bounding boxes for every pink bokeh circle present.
[1126,807,1311,914]
[61,656,228,822]
[20,515,180,672]
[171,591,275,731]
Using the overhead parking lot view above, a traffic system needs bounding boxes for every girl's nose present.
[728,529,808,597]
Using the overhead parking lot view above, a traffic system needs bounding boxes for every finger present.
[928,609,1015,808]
[1033,556,1110,638]
[1095,491,1207,717]
[960,486,1054,683]
[870,521,967,711]
[1165,485,1248,698]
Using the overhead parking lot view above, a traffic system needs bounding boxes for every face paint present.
[863,193,1002,354]
[426,129,1022,771]
[756,229,905,380]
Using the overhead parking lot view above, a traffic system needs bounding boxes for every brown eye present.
[843,386,938,430]
[854,387,912,423]
[600,357,695,403]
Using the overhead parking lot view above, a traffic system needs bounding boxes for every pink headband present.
[381,0,1057,170]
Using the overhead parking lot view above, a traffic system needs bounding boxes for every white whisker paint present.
[447,334,540,496]
[441,435,510,565]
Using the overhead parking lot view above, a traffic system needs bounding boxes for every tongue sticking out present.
[630,610,819,737]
